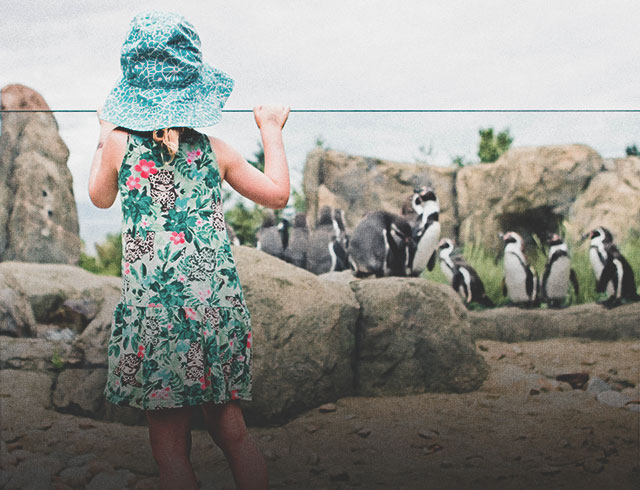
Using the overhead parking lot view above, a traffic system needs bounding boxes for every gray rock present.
[351,277,488,395]
[0,370,53,430]
[59,465,92,487]
[586,376,612,394]
[87,469,136,490]
[4,455,64,490]
[0,337,73,371]
[53,369,107,415]
[0,84,81,264]
[0,270,35,337]
[234,246,360,424]
[596,390,631,408]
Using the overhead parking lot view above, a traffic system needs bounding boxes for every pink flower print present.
[126,175,141,190]
[123,262,130,275]
[187,149,203,163]
[137,344,145,359]
[246,332,252,349]
[184,307,197,320]
[199,375,211,390]
[178,274,186,283]
[196,218,203,227]
[134,159,158,179]
[231,390,239,400]
[198,288,212,302]
[167,323,173,330]
[170,231,185,245]
[140,218,149,228]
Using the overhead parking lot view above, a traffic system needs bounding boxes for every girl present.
[88,11,289,490]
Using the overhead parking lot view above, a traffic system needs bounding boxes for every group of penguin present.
[252,187,638,309]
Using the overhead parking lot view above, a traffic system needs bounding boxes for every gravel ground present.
[2,339,639,489]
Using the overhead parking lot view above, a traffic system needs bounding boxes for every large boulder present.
[567,156,640,242]
[0,83,81,264]
[234,246,360,424]
[0,266,35,336]
[303,149,457,238]
[350,277,488,395]
[456,144,603,251]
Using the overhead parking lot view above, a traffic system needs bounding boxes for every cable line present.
[1,109,639,114]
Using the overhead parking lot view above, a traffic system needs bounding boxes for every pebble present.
[596,390,630,408]
[418,430,438,439]
[87,460,114,476]
[259,434,274,442]
[586,376,612,395]
[134,477,161,489]
[67,453,97,467]
[583,460,604,474]
[344,414,357,420]
[59,465,92,487]
[318,403,337,413]
[355,428,371,439]
[580,359,597,366]
[86,469,136,490]
[305,424,320,434]
[512,345,523,355]
[263,449,279,462]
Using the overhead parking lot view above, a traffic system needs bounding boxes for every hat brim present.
[101,64,234,131]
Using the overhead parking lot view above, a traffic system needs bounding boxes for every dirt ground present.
[2,338,639,489]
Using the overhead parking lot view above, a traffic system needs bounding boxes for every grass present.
[423,233,640,309]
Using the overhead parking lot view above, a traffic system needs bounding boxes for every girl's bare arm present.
[88,119,126,208]
[214,105,290,209]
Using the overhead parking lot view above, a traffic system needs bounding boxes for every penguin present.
[306,206,350,275]
[409,186,441,276]
[256,210,289,260]
[438,238,494,307]
[501,231,539,307]
[283,213,310,269]
[348,210,414,277]
[226,223,241,246]
[586,227,639,308]
[541,234,579,308]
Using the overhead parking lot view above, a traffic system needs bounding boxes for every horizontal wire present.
[1,109,639,114]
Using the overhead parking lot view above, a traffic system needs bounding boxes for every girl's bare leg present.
[202,401,268,490]
[146,407,197,490]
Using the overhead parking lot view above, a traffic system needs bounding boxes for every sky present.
[1,0,639,253]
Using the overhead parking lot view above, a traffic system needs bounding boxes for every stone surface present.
[0,337,73,371]
[586,376,612,394]
[53,369,108,415]
[566,156,640,243]
[302,149,457,237]
[0,370,53,429]
[0,269,35,337]
[234,246,360,424]
[351,277,488,395]
[596,390,631,408]
[469,302,640,342]
[0,84,81,264]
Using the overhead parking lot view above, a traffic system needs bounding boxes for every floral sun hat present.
[101,11,234,131]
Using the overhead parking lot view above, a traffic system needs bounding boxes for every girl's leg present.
[146,407,198,490]
[202,401,268,490]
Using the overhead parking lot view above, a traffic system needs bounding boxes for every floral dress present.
[104,129,252,410]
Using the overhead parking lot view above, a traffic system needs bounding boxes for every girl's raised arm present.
[88,117,127,208]
[214,105,290,209]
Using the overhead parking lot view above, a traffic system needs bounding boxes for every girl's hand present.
[253,105,290,131]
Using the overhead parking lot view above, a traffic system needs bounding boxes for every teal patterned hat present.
[101,11,234,131]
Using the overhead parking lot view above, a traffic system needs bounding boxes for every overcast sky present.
[2,0,639,252]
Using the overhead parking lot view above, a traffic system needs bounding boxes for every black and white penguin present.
[438,238,494,307]
[541,234,579,308]
[348,210,414,277]
[256,210,289,260]
[409,186,441,276]
[284,213,310,269]
[501,231,539,307]
[225,223,241,246]
[586,227,639,308]
[306,206,349,275]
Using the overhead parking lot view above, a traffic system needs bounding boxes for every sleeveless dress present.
[104,129,252,410]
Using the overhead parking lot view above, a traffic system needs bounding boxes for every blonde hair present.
[152,128,183,160]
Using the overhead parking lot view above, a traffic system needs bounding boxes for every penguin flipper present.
[569,268,580,296]
[427,251,437,271]
[501,277,507,297]
[596,260,616,294]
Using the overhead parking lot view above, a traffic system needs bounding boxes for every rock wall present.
[303,147,640,251]
[0,84,81,264]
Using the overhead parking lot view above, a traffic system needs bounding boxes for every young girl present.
[88,11,289,490]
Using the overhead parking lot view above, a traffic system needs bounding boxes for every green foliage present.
[451,155,469,168]
[224,202,263,246]
[79,233,122,277]
[626,144,639,156]
[291,188,307,213]
[248,141,265,172]
[315,135,329,150]
[478,127,513,163]
[50,350,64,370]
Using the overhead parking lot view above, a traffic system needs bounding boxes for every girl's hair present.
[152,128,183,160]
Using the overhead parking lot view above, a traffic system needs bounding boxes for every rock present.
[4,455,64,490]
[86,469,136,490]
[555,372,590,390]
[351,277,488,395]
[58,465,92,487]
[302,149,457,238]
[469,302,640,342]
[582,459,604,474]
[0,337,73,371]
[0,270,35,337]
[319,403,337,413]
[567,156,640,243]
[0,84,81,264]
[596,390,631,408]
[0,370,53,430]
[53,369,108,415]
[234,246,360,424]
[586,376,612,394]
[456,144,602,251]
[49,299,99,332]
